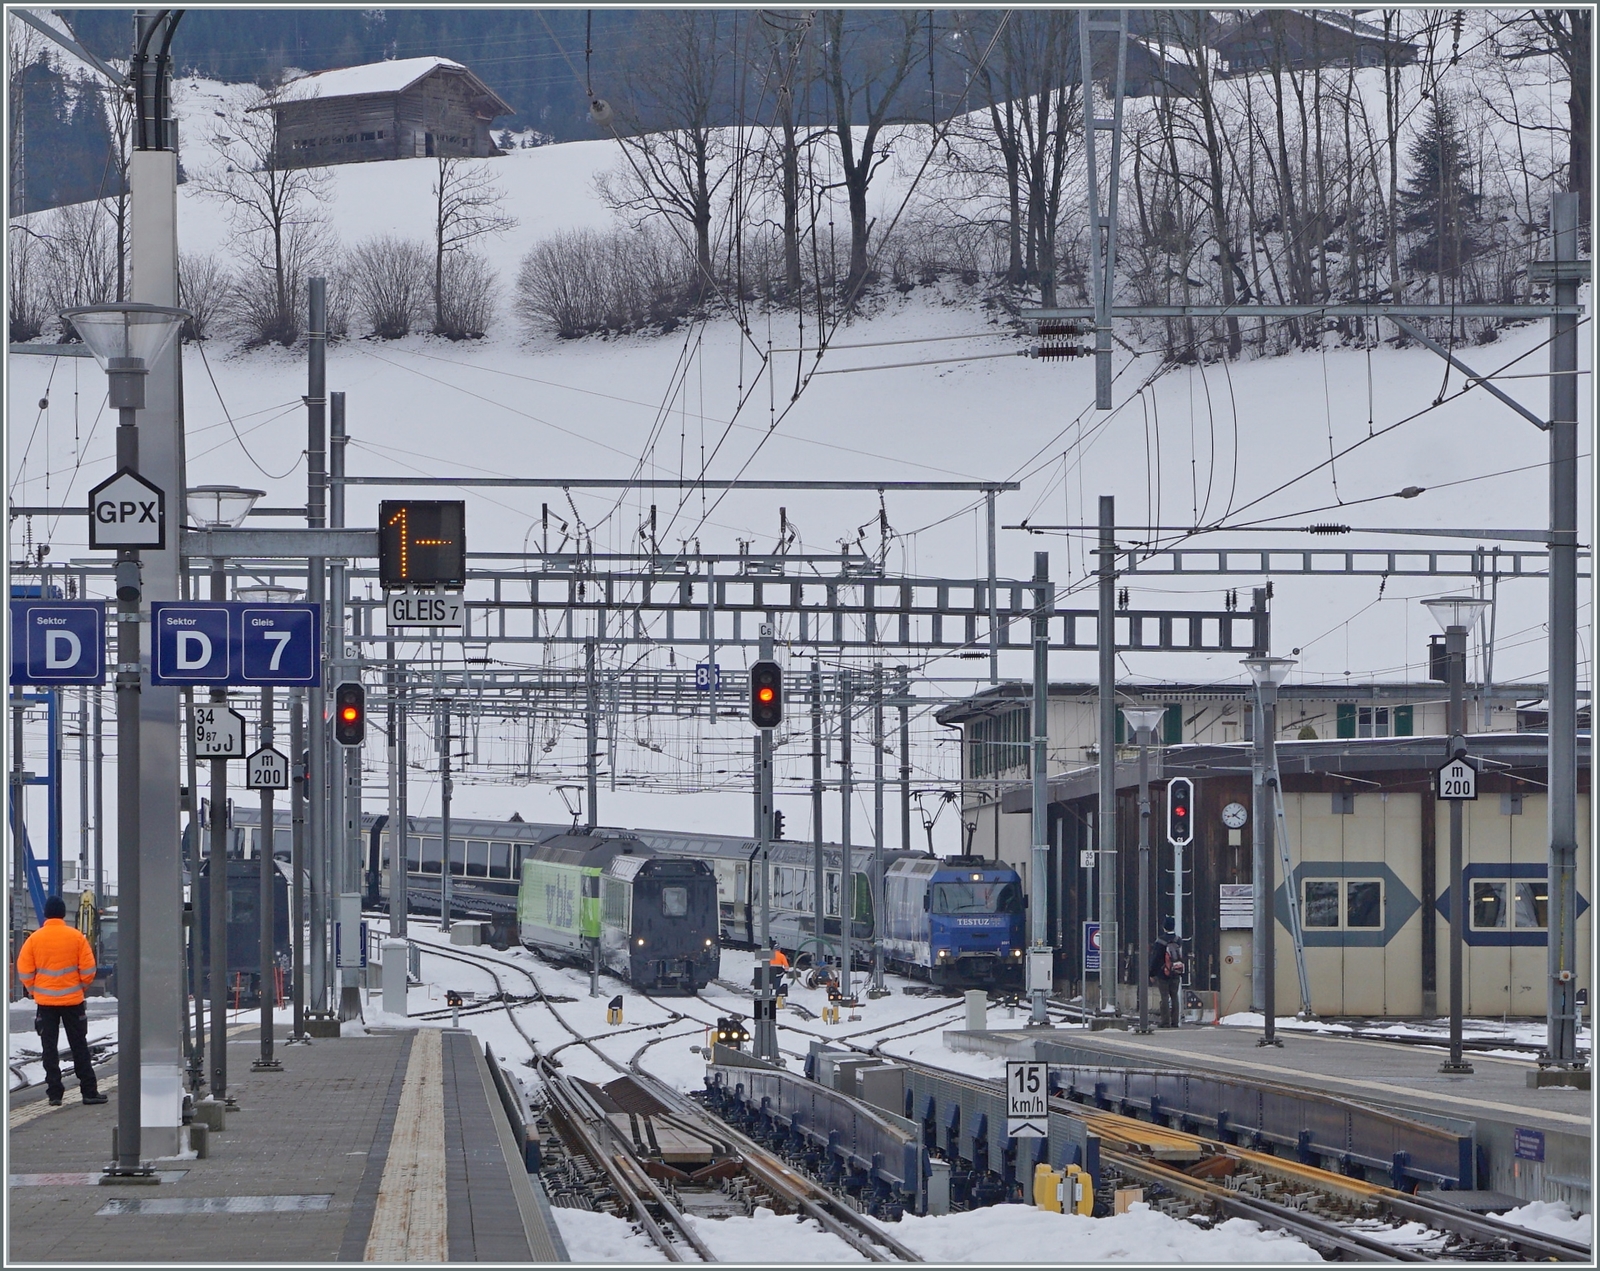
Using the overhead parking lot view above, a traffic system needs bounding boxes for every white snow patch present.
[683,1207,869,1263]
[893,1203,1324,1263]
[549,1206,670,1262]
[1497,1201,1592,1246]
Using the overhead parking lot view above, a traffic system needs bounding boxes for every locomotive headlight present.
[704,938,713,947]
[1013,948,1023,957]
[937,949,950,960]
[636,938,646,946]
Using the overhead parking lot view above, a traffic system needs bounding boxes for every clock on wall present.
[1221,802,1248,829]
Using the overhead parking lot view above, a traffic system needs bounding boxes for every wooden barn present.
[1210,11,1419,75]
[260,56,512,168]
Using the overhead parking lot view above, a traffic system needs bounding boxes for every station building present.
[937,681,1590,1019]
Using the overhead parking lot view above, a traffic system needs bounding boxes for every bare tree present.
[177,251,234,342]
[8,224,49,341]
[598,9,738,300]
[430,154,515,336]
[347,235,430,338]
[753,11,821,299]
[193,87,333,345]
[7,13,45,212]
[1503,9,1591,230]
[820,10,926,301]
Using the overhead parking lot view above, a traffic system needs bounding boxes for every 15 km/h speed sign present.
[1006,1060,1048,1139]
[191,704,246,759]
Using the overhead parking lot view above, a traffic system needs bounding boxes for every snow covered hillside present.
[7,72,1591,837]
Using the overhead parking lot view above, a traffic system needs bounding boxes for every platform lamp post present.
[237,583,301,1075]
[187,484,263,1108]
[1242,655,1295,1049]
[62,302,188,1182]
[1423,595,1490,1076]
[1122,706,1167,1036]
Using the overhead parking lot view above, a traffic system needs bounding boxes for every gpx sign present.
[9,602,106,685]
[150,602,321,686]
[88,469,166,551]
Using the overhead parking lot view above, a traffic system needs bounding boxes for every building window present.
[1358,706,1389,737]
[1471,878,1548,931]
[360,131,377,141]
[970,708,1029,778]
[1331,792,1356,815]
[1302,878,1384,930]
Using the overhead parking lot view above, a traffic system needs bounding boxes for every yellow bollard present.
[1065,1164,1094,1215]
[1033,1163,1064,1213]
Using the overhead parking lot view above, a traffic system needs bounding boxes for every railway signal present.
[749,660,783,729]
[378,499,466,589]
[1167,777,1193,847]
[334,682,366,746]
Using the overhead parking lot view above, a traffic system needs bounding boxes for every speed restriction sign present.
[246,745,290,790]
[191,704,246,758]
[1006,1060,1048,1139]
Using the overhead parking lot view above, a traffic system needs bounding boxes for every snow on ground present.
[1497,1201,1592,1247]
[8,74,1592,845]
[1219,1011,1592,1061]
[552,1183,1324,1264]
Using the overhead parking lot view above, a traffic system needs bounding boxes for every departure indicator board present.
[377,500,466,589]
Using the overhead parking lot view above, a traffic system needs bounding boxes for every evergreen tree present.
[1398,97,1483,281]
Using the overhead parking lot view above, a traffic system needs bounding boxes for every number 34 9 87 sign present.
[191,705,246,758]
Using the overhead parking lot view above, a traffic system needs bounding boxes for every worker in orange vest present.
[767,939,790,971]
[16,897,106,1107]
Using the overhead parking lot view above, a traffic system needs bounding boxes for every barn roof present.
[269,56,512,116]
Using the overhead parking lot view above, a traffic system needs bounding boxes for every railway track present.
[395,936,1589,1263]
[402,936,921,1261]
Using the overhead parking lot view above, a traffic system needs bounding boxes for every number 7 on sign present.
[263,629,292,671]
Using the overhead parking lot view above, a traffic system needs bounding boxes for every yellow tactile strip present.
[363,1028,447,1262]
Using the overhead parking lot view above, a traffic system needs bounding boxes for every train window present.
[407,837,422,871]
[466,840,490,878]
[662,886,688,917]
[420,838,442,874]
[931,881,1020,914]
[825,872,840,917]
[1302,881,1340,928]
[489,842,511,879]
[275,829,292,859]
[855,873,872,922]
[1472,881,1508,929]
[1345,881,1382,929]
[1514,881,1548,929]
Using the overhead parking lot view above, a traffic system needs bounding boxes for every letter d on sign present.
[45,630,81,669]
[177,631,212,670]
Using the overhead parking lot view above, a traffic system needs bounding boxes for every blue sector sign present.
[10,602,106,685]
[150,603,321,686]
[1083,921,1101,973]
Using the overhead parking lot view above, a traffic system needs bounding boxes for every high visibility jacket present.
[769,948,790,970]
[17,918,96,1007]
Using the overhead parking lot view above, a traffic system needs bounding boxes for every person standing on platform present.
[16,897,107,1106]
[767,939,790,971]
[1148,923,1185,1029]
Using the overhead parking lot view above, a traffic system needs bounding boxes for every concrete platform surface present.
[7,1024,565,1263]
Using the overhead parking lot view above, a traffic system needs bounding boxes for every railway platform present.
[7,1022,567,1263]
[947,1020,1591,1213]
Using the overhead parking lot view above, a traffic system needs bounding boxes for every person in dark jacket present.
[1147,924,1184,1029]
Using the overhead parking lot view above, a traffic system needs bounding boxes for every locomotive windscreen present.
[931,880,1022,915]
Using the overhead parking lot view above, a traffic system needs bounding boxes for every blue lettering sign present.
[9,602,106,686]
[150,603,322,687]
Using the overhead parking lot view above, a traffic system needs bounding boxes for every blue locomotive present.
[880,856,1026,989]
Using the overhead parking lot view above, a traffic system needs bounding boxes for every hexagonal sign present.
[88,468,165,550]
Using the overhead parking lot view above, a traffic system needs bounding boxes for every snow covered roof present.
[268,56,511,115]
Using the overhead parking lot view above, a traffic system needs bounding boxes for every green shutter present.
[1164,703,1183,745]
[1394,705,1413,736]
[1336,703,1356,739]
[1115,709,1126,745]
